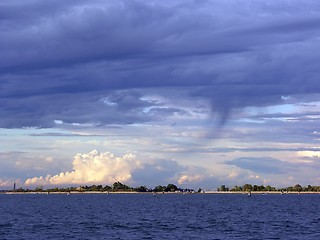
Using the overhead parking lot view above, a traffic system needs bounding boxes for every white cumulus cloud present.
[178,175,202,185]
[25,150,140,186]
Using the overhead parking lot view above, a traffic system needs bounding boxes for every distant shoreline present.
[2,191,320,195]
[205,191,320,195]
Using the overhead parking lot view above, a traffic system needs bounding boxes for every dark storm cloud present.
[1,0,320,128]
[0,90,157,128]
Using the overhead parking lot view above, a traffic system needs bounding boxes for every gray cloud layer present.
[1,0,320,128]
[226,157,291,174]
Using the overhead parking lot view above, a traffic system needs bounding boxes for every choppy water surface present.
[0,193,319,239]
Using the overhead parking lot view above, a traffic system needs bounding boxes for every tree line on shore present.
[218,184,320,192]
[5,182,198,193]
[3,182,320,193]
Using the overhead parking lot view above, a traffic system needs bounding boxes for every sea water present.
[0,193,319,239]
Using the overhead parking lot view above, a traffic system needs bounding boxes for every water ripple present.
[0,194,319,239]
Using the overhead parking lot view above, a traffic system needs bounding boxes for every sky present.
[1,0,320,190]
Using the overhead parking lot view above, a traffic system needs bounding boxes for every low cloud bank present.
[0,178,23,190]
[0,179,15,188]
